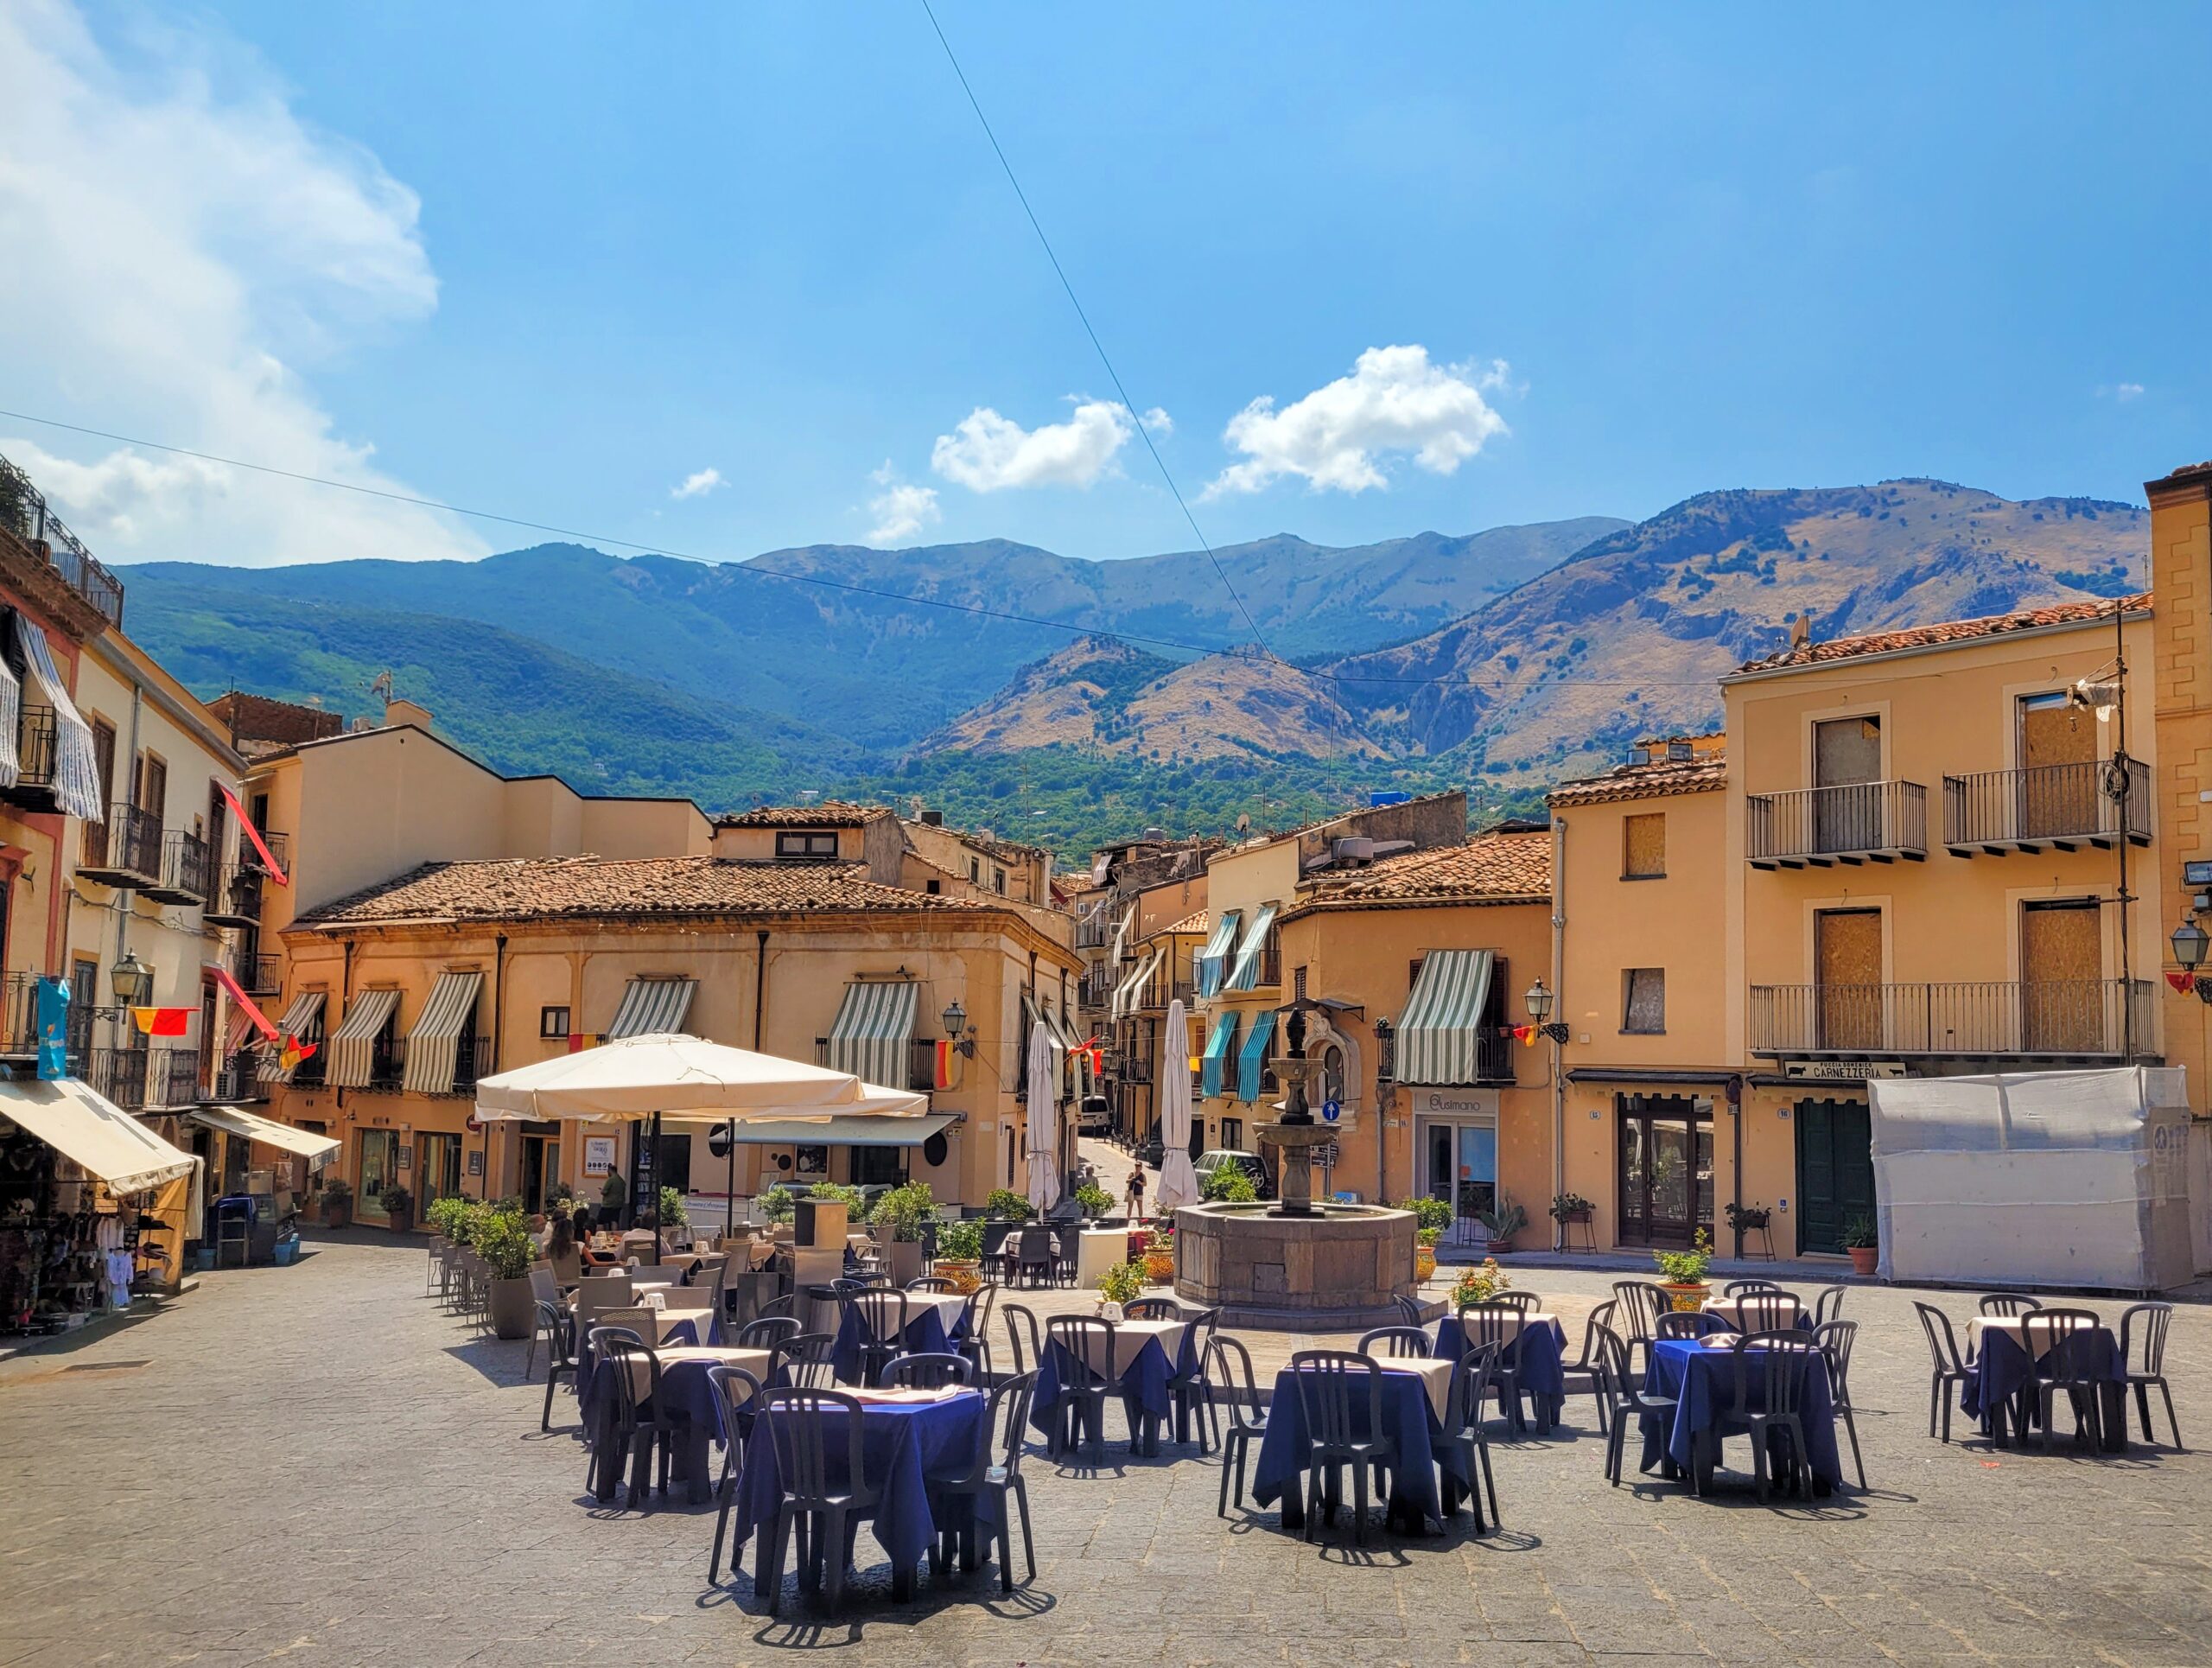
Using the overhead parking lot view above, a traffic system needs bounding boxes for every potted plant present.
[1141,1223,1175,1284]
[424,1194,470,1245]
[1843,1214,1880,1277]
[983,1187,1033,1223]
[658,1186,688,1234]
[321,1178,353,1230]
[1474,1191,1527,1255]
[1652,1228,1715,1311]
[934,1217,986,1294]
[1724,1200,1771,1232]
[1096,1257,1144,1319]
[1205,1165,1261,1205]
[1548,1192,1594,1226]
[1395,1196,1452,1282]
[1075,1181,1114,1221]
[868,1180,936,1285]
[1451,1257,1512,1309]
[378,1183,415,1232]
[474,1206,538,1340]
[757,1183,798,1234]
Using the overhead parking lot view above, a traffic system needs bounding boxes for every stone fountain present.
[1173,1007,1419,1329]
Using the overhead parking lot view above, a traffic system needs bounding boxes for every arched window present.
[1322,1044,1345,1106]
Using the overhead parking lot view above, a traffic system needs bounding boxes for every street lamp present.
[1524,977,1569,1045]
[941,997,975,1057]
[2173,919,2209,972]
[109,950,153,1009]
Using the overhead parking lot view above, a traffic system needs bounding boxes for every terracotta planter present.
[487,1276,535,1340]
[1847,1246,1879,1277]
[324,1198,353,1230]
[936,1258,983,1296]
[1414,1245,1438,1283]
[1659,1281,1709,1313]
[1560,1207,1592,1225]
[1142,1249,1175,1284]
[1485,1238,1514,1257]
[385,1205,414,1233]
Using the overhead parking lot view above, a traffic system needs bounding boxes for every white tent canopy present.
[474,1032,929,1124]
[1153,996,1199,1211]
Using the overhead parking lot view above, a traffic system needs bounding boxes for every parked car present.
[1194,1149,1273,1199]
[1075,1095,1113,1136]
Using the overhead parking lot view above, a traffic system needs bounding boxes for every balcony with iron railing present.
[0,971,53,1059]
[79,802,162,888]
[243,828,289,880]
[1748,978,2154,1060]
[0,705,65,815]
[145,829,211,906]
[86,1046,201,1111]
[1942,760,2152,856]
[352,1033,490,1096]
[207,1050,269,1105]
[232,950,280,996]
[0,449,127,628]
[1075,911,1116,950]
[1747,780,1929,869]
[811,1035,941,1093]
[205,863,264,928]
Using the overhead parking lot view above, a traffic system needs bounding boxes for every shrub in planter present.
[1451,1257,1512,1309]
[1548,1192,1594,1225]
[1395,1194,1452,1234]
[474,1208,538,1340]
[983,1187,1033,1222]
[1203,1165,1259,1205]
[757,1184,798,1227]
[1474,1193,1527,1253]
[1652,1229,1716,1310]
[870,1181,935,1284]
[934,1217,986,1294]
[1074,1181,1114,1219]
[1843,1214,1880,1276]
[424,1195,472,1243]
[379,1184,415,1232]
[1141,1223,1175,1283]
[321,1179,353,1229]
[1414,1226,1441,1283]
[1723,1200,1771,1232]
[1096,1259,1144,1309]
[658,1186,688,1231]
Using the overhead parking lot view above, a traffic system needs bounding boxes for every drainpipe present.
[1726,1073,1745,1257]
[111,682,145,1054]
[752,930,769,1047]
[490,933,507,1200]
[1550,815,1567,1251]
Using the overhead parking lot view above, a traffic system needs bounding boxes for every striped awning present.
[325,988,399,1088]
[1226,902,1278,992]
[1109,901,1136,965]
[825,980,917,1092]
[1193,910,1241,999]
[1236,1008,1277,1103]
[402,971,485,1097]
[258,991,327,1082]
[0,613,19,788]
[607,976,697,1039]
[9,612,103,820]
[1396,950,1495,1086]
[1199,1010,1239,1101]
[1110,947,1157,1021]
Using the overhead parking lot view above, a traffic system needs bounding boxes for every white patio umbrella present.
[474,1032,928,1124]
[1154,997,1200,1212]
[1024,1022,1061,1212]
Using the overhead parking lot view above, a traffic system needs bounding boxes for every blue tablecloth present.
[1249,1362,1464,1530]
[728,1391,987,1581]
[830,1298,970,1385]
[1961,1327,2127,1450]
[575,1317,699,1423]
[1029,1325,1199,1444]
[1430,1315,1570,1429]
[1640,1336,1842,1494]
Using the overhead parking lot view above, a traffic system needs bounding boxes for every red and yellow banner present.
[130,1007,191,1037]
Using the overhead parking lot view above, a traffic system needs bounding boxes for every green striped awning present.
[1225,902,1278,992]
[1199,1010,1239,1100]
[258,991,326,1082]
[1193,910,1241,998]
[403,971,484,1096]
[1236,1007,1276,1103]
[326,988,399,1088]
[826,980,917,1091]
[606,976,697,1039]
[1396,950,1494,1086]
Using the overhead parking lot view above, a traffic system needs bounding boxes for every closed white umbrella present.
[1024,1022,1060,1211]
[1154,996,1200,1212]
[474,1032,928,1124]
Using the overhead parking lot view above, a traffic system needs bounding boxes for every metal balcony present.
[0,971,51,1060]
[78,803,162,888]
[1942,761,2152,856]
[204,864,264,928]
[1747,781,1928,869]
[0,705,65,815]
[812,1035,938,1093]
[207,1052,269,1105]
[1748,979,2154,1060]
[145,830,212,906]
[0,450,126,627]
[243,828,289,879]
[85,1047,201,1111]
[234,952,280,997]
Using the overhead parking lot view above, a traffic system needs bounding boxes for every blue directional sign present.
[1321,1098,1341,1124]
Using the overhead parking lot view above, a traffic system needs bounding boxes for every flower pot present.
[887,1239,925,1286]
[936,1258,983,1296]
[324,1198,353,1230]
[1142,1249,1174,1284]
[385,1205,414,1233]
[1847,1245,1878,1277]
[1485,1237,1514,1257]
[1659,1281,1709,1313]
[487,1276,535,1340]
[1414,1245,1437,1283]
[1563,1207,1592,1225]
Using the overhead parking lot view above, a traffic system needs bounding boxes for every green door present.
[1794,1098,1875,1256]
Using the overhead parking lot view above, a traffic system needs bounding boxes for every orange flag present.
[130,1007,192,1037]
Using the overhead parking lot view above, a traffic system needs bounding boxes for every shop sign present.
[583,1136,616,1177]
[1783,1060,1904,1079]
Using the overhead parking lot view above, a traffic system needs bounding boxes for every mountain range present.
[115,481,2146,853]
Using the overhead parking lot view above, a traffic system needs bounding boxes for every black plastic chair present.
[535,1299,579,1432]
[2023,1308,2106,1451]
[1656,1311,1707,1341]
[1001,1302,1044,1378]
[1728,1331,1821,1502]
[1122,1296,1184,1321]
[958,1282,999,1383]
[2120,1302,2182,1449]
[736,1315,803,1353]
[906,1276,958,1293]
[758,1387,881,1616]
[851,1288,912,1387]
[1287,1349,1395,1544]
[1595,1322,1677,1488]
[1455,1302,1531,1429]
[1559,1300,1616,1434]
[1206,1334,1268,1518]
[1044,1315,1116,1460]
[1812,1285,1849,1327]
[1979,1293,2042,1319]
[1723,1279,1787,1298]
[1052,1226,1082,1285]
[979,1219,1014,1280]
[1611,1280,1672,1372]
[1166,1304,1220,1450]
[1814,1319,1866,1488]
[1357,1325,1433,1359]
[936,1370,1039,1594]
[704,1363,765,1583]
[771,1331,840,1392]
[757,1292,798,1321]
[594,1333,673,1508]
[886,1351,975,1389]
[1014,1228,1056,1289]
[1488,1290,1541,1315]
[1441,1340,1504,1531]
[1911,1302,1974,1442]
[1735,1290,1803,1336]
[1392,1294,1426,1327]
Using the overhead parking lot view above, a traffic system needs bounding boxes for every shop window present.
[539,1004,570,1039]
[1221,1116,1244,1151]
[1623,968,1666,1035]
[1623,812,1666,879]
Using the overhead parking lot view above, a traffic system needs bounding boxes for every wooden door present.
[1795,1098,1875,1255]
[2018,692,2097,839]
[2022,899,2103,1053]
[1615,1096,1709,1247]
[137,754,167,821]
[1815,908,1884,1051]
[1813,716,1883,851]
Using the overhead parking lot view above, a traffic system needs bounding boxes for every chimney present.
[1788,614,1811,650]
[384,698,434,731]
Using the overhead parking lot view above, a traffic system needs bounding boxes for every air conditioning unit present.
[1332,837,1376,866]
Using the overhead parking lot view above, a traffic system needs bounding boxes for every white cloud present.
[2116,383,2145,402]
[1205,345,1513,496]
[671,467,725,500]
[866,463,940,545]
[931,398,1141,492]
[1141,407,1173,438]
[0,0,485,565]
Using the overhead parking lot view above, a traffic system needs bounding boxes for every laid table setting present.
[1250,1354,1467,1534]
[831,1292,974,1383]
[728,1385,988,1603]
[1029,1317,1198,1457]
[1700,1296,1814,1333]
[1429,1309,1571,1432]
[1638,1332,1844,1498]
[1961,1315,2129,1452]
[583,1343,776,1505]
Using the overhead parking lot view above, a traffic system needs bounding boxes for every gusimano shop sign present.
[1408,1088,1500,1117]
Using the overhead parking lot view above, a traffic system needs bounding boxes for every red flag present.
[130,1007,191,1037]
[1511,1024,1541,1046]
[207,962,280,1041]
[278,1034,317,1074]
[218,784,289,886]
[2167,971,2194,994]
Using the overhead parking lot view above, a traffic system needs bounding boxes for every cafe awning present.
[711,1111,960,1147]
[1236,1007,1277,1103]
[607,976,696,1039]
[257,991,326,1082]
[1397,949,1495,1086]
[1193,910,1241,998]
[0,1076,195,1195]
[1226,902,1279,992]
[187,1105,341,1167]
[403,971,484,1096]
[1199,1009,1239,1100]
[325,987,398,1089]
[825,980,916,1092]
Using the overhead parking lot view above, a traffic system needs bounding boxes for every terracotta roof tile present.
[296,856,991,928]
[714,801,892,829]
[1283,832,1551,918]
[1153,908,1209,938]
[1734,594,2148,675]
[1549,744,1727,807]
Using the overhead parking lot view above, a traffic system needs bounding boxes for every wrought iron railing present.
[243,828,289,878]
[208,1051,268,1104]
[233,951,280,996]
[207,863,264,923]
[1748,979,2153,1057]
[1943,760,2152,850]
[1,971,49,1056]
[813,1035,938,1092]
[1746,780,1928,864]
[7,704,58,793]
[80,802,162,881]
[0,450,126,627]
[156,830,212,901]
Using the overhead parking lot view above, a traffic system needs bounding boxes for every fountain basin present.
[1173,1200,1418,1331]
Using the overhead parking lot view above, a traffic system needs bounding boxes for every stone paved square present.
[3,1234,2209,1666]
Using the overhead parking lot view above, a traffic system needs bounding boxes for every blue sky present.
[1,1,2205,569]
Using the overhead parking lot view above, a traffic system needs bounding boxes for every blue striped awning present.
[1225,902,1278,992]
[1193,911,1241,999]
[826,980,917,1091]
[1199,1010,1239,1100]
[1236,1008,1276,1103]
[1396,950,1495,1085]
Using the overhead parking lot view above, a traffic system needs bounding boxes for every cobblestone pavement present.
[3,1234,2210,1668]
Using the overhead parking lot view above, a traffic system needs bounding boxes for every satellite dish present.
[1236,813,1251,833]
